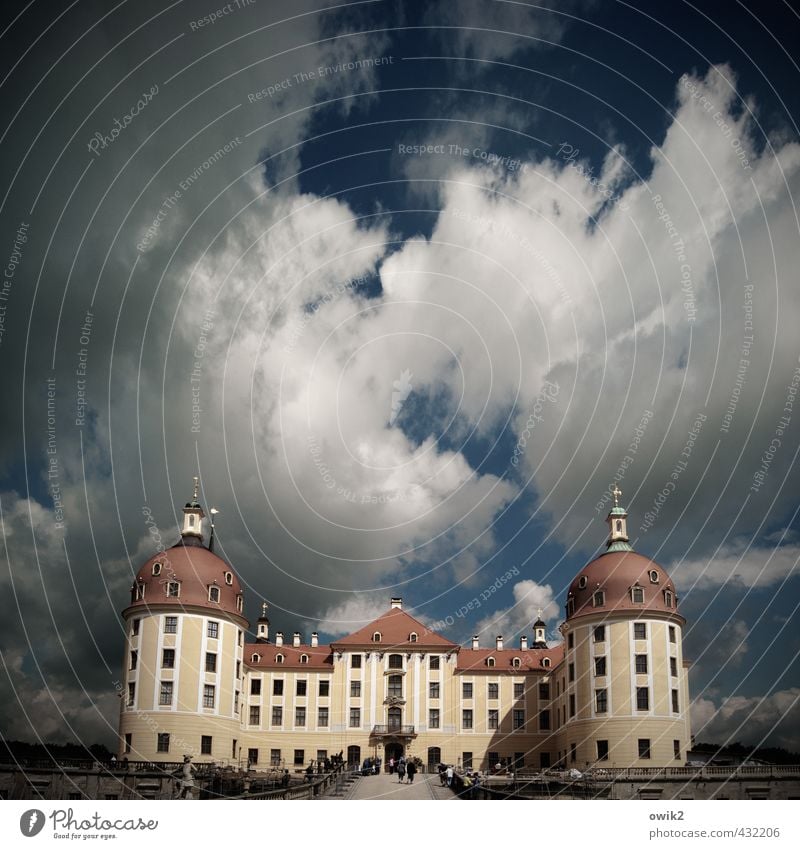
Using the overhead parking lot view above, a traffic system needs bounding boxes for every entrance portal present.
[385,742,404,764]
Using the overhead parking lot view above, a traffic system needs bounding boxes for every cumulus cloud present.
[475,579,559,641]
[673,542,800,590]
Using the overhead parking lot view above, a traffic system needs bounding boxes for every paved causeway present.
[341,771,455,800]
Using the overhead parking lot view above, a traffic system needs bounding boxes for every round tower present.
[559,486,690,769]
[118,478,249,764]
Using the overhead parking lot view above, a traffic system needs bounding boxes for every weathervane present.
[611,483,622,507]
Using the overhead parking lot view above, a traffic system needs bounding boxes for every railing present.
[370,725,416,736]
[235,762,349,800]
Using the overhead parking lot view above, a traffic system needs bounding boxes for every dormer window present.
[300,654,309,664]
[567,596,575,616]
[152,562,162,576]
[251,653,261,663]
[373,632,382,643]
[275,653,284,664]
[512,657,521,668]
[649,570,660,584]
[631,585,644,604]
[593,590,605,607]
[236,595,243,612]
[578,576,587,589]
[663,590,674,608]
[486,656,495,667]
[167,581,180,598]
[208,586,220,603]
[225,572,233,585]
[409,632,418,643]
[541,657,551,668]
[134,583,145,602]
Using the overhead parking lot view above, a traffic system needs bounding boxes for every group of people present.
[387,755,418,783]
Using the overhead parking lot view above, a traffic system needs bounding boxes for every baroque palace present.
[117,482,692,774]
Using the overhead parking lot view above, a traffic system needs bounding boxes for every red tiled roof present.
[456,645,564,673]
[245,644,333,670]
[330,607,458,649]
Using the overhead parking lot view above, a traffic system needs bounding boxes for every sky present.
[0,0,799,753]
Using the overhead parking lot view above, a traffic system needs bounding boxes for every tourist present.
[406,759,417,784]
[397,758,406,783]
[446,764,454,786]
[438,763,447,785]
[388,756,395,774]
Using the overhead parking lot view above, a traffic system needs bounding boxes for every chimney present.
[472,635,480,650]
[311,632,319,648]
[496,635,504,651]
[520,635,528,650]
[275,631,284,647]
[390,597,403,609]
[293,632,301,648]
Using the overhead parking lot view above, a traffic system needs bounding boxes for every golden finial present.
[192,475,200,502]
[611,483,622,507]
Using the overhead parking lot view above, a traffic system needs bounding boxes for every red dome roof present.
[566,550,680,622]
[126,539,244,619]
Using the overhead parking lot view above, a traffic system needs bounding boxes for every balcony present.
[370,725,416,738]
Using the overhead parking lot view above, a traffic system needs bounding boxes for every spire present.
[532,609,547,648]
[256,601,270,643]
[605,484,633,552]
[181,476,205,541]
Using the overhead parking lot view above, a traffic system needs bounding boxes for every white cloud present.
[673,543,800,590]
[475,579,559,640]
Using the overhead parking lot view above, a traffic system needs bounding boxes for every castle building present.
[118,482,691,772]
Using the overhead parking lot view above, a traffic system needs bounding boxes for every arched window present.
[387,706,402,730]
[300,654,309,664]
[409,632,418,643]
[152,562,162,576]
[542,657,551,668]
[275,653,284,664]
[631,585,644,604]
[225,571,233,585]
[347,745,361,767]
[167,581,180,597]
[663,590,674,608]
[208,586,220,603]
[133,583,145,602]
[486,656,495,667]
[236,595,243,612]
[578,576,588,589]
[649,570,660,584]
[512,657,521,668]
[593,590,605,607]
[567,596,575,616]
[616,520,622,531]
[388,654,403,669]
[372,632,382,642]
[251,653,261,663]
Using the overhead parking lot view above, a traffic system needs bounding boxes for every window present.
[512,657,521,668]
[638,739,651,759]
[351,654,362,668]
[669,625,676,643]
[388,654,403,669]
[409,632,418,643]
[429,681,440,699]
[388,707,402,729]
[316,750,328,762]
[162,649,175,669]
[634,622,647,640]
[157,733,169,753]
[672,689,680,712]
[248,748,258,766]
[670,657,678,677]
[486,656,495,667]
[539,682,550,700]
[595,656,606,676]
[131,618,140,636]
[251,652,261,663]
[594,625,605,643]
[208,586,220,603]
[234,691,240,713]
[159,681,173,706]
[462,709,473,729]
[488,682,499,699]
[569,694,575,718]
[539,709,551,730]
[542,657,551,668]
[568,632,574,649]
[225,571,233,585]
[429,709,440,729]
[570,742,577,762]
[249,706,260,725]
[388,675,403,698]
[295,707,306,726]
[294,750,305,766]
[673,740,681,760]
[203,684,215,708]
[270,749,281,766]
[152,562,162,576]
[567,597,575,616]
[593,590,605,607]
[300,654,309,664]
[429,655,440,670]
[250,678,261,696]
[272,679,284,696]
[350,681,361,697]
[319,680,330,697]
[201,736,212,755]
[514,682,524,699]
[488,752,500,770]
[372,632,381,642]
[513,709,525,729]
[127,683,135,706]
[165,616,178,634]
[635,654,648,674]
[296,680,307,697]
[568,662,575,682]
[595,688,607,713]
[649,569,660,584]
[597,740,609,761]
[205,652,217,673]
[462,682,473,699]
[664,590,674,608]
[636,687,649,710]
[275,654,284,664]
[578,575,587,589]
[540,753,551,768]
[167,581,180,597]
[271,706,282,725]
[631,585,644,603]
[427,747,441,768]
[318,707,329,727]
[134,583,145,601]
[488,709,499,730]
[129,650,138,670]
[349,708,360,728]
[462,752,473,770]
[207,620,218,639]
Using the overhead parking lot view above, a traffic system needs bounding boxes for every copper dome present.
[566,550,680,622]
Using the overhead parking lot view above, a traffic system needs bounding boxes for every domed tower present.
[558,486,690,769]
[118,478,249,764]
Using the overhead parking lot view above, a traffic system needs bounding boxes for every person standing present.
[397,758,406,783]
[406,759,417,784]
[446,764,454,787]
[389,756,395,775]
